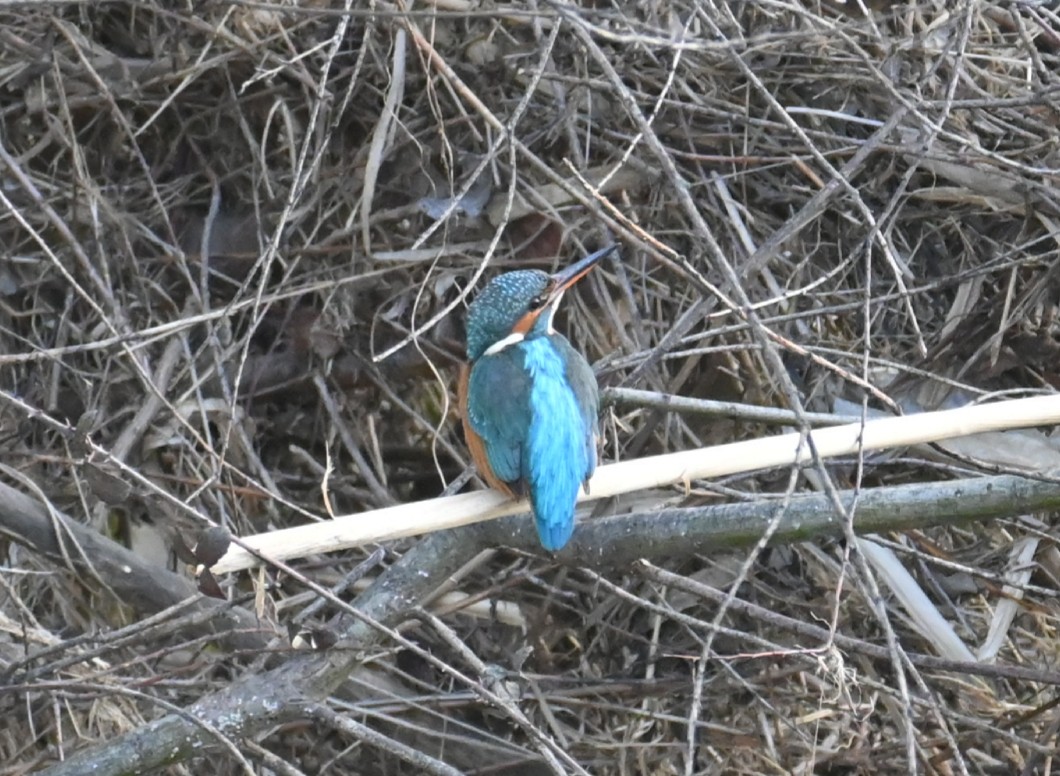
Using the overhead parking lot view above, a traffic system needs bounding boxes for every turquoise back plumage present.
[463,269,600,550]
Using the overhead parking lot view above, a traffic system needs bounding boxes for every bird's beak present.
[547,244,617,302]
[509,244,618,338]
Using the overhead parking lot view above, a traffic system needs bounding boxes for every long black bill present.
[550,244,618,294]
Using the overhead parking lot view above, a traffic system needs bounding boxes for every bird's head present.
[465,245,616,362]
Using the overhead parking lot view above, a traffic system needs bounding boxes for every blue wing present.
[550,334,600,485]
[465,350,533,488]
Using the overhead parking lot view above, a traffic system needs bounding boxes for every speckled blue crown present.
[465,270,550,361]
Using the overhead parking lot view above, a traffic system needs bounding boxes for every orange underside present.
[458,362,517,498]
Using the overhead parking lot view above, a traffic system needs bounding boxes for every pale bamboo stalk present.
[211,394,1060,574]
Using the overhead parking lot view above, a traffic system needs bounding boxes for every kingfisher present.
[459,245,616,551]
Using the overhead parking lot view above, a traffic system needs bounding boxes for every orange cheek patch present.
[513,309,542,335]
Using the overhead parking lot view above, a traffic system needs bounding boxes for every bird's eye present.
[528,294,546,310]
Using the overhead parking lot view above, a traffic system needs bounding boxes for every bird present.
[458,245,616,551]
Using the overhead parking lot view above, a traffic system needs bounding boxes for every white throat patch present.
[545,290,564,334]
[483,331,525,356]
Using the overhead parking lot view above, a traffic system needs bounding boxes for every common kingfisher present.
[459,246,616,551]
